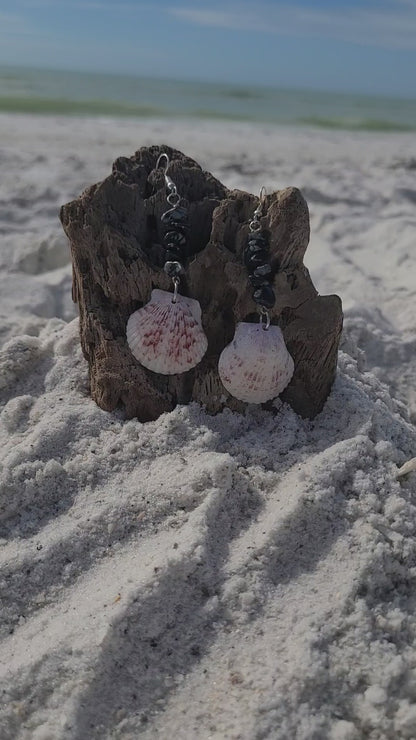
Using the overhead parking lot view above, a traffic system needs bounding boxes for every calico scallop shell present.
[218,322,294,403]
[126,289,208,375]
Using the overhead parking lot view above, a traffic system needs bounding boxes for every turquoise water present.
[0,66,415,131]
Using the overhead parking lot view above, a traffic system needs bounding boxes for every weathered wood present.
[60,144,342,421]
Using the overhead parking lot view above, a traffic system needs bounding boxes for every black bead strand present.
[244,226,275,309]
[161,205,189,271]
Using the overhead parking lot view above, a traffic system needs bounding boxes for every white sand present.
[1,114,416,740]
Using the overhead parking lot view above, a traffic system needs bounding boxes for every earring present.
[126,153,208,375]
[218,188,294,403]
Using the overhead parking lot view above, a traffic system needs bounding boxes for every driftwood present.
[60,145,342,422]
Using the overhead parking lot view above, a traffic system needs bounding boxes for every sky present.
[0,0,416,97]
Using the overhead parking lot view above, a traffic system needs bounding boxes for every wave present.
[298,116,416,132]
[218,88,265,100]
[0,96,163,116]
[0,95,415,132]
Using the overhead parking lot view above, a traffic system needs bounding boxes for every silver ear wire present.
[249,186,267,232]
[155,152,169,171]
[156,153,180,206]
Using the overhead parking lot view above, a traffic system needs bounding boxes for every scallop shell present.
[126,289,208,375]
[218,322,294,403]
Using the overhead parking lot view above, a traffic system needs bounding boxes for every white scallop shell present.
[126,289,208,375]
[218,322,294,403]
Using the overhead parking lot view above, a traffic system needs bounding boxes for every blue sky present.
[0,0,415,96]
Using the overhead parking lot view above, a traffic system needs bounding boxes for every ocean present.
[0,65,415,132]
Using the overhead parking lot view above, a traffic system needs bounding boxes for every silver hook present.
[253,186,267,219]
[249,186,267,232]
[155,152,169,173]
[156,152,177,198]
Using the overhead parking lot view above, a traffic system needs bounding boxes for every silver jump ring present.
[167,191,180,207]
[259,307,270,330]
[249,219,262,233]
[172,277,180,304]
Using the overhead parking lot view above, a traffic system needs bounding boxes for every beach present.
[1,112,416,739]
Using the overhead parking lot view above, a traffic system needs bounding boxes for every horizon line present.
[0,61,415,103]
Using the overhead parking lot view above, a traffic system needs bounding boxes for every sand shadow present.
[71,468,262,738]
[265,492,348,587]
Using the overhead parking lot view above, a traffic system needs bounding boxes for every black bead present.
[169,222,188,235]
[246,241,268,254]
[253,263,272,277]
[161,206,188,226]
[248,235,267,249]
[165,248,183,262]
[244,250,269,270]
[163,230,187,247]
[248,274,271,288]
[252,284,276,308]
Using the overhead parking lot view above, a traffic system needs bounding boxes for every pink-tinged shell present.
[218,322,294,403]
[126,289,208,375]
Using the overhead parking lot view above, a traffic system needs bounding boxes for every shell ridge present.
[127,289,208,374]
[218,321,294,403]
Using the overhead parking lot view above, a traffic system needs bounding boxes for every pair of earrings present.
[126,154,294,405]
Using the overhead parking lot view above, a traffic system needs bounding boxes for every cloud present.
[169,1,416,51]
